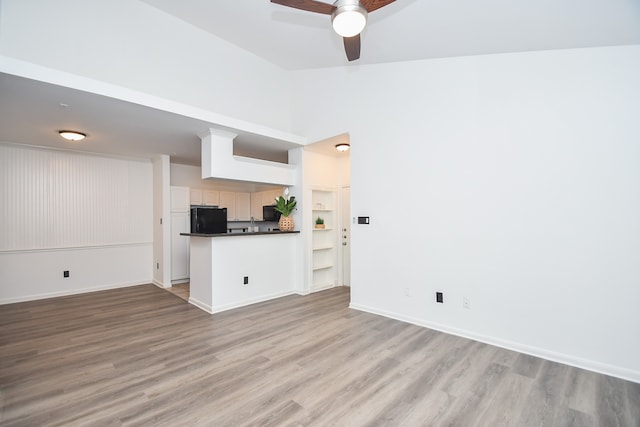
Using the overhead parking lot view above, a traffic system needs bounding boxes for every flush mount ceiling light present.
[58,130,86,141]
[335,143,350,152]
[331,0,367,38]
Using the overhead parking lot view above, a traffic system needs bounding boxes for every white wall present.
[189,234,298,313]
[291,45,640,382]
[0,0,292,131]
[0,143,153,303]
[171,164,214,190]
[152,154,171,287]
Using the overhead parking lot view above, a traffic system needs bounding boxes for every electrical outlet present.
[404,287,410,297]
[243,276,249,285]
[63,270,70,278]
[156,262,159,270]
[463,297,471,309]
[436,292,443,303]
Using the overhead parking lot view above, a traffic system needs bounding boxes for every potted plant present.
[315,216,325,229]
[274,188,297,231]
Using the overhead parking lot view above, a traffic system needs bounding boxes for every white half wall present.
[0,143,154,302]
[291,45,640,382]
[0,245,152,304]
[188,234,299,313]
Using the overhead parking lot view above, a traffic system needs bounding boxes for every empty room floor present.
[1,285,638,426]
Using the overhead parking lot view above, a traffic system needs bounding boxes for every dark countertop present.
[180,231,300,238]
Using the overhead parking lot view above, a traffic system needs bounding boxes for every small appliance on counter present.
[191,206,227,234]
[262,205,281,222]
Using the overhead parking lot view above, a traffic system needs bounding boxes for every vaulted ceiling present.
[1,0,639,169]
[141,0,640,70]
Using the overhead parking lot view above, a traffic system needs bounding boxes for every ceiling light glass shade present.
[332,1,367,37]
[58,130,86,141]
[335,143,350,152]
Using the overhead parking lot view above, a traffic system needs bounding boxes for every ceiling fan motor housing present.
[331,0,368,37]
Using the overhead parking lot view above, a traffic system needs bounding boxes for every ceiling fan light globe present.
[331,2,367,38]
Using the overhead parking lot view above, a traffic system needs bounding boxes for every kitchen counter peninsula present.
[180,230,299,238]
[181,230,300,313]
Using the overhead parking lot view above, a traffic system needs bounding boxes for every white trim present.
[152,279,171,289]
[349,302,640,384]
[311,283,336,293]
[0,281,149,305]
[209,290,296,314]
[0,242,152,255]
[188,296,214,314]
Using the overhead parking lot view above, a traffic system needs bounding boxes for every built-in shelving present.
[311,189,337,291]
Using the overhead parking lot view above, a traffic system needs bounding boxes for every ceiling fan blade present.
[360,0,396,13]
[343,34,361,61]
[270,0,336,15]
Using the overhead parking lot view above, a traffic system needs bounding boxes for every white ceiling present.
[141,0,640,70]
[0,73,301,166]
[1,0,638,176]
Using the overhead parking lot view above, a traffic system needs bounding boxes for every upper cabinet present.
[203,190,220,207]
[190,189,220,206]
[219,191,251,221]
[190,189,202,206]
[219,191,236,220]
[251,192,263,221]
[187,186,283,221]
[235,192,251,221]
[171,186,190,212]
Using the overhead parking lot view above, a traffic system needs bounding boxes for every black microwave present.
[191,206,227,234]
[262,205,281,222]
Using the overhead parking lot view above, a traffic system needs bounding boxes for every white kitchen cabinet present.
[262,189,281,209]
[203,190,220,206]
[219,191,236,220]
[171,186,190,212]
[190,189,202,206]
[190,188,220,206]
[218,191,250,221]
[250,192,263,221]
[171,212,190,282]
[235,192,251,221]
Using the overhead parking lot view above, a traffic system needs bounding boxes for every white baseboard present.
[349,302,640,385]
[152,279,171,289]
[0,280,149,305]
[188,296,213,314]
[311,283,336,293]
[198,291,295,314]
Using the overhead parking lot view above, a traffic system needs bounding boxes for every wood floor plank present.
[1,284,638,426]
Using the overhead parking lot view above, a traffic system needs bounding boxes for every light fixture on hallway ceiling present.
[332,0,367,37]
[58,130,86,141]
[335,143,350,152]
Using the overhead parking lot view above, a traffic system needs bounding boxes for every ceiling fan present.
[271,0,396,61]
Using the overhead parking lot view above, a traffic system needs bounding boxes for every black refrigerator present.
[190,206,227,234]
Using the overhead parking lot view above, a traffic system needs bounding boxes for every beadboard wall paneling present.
[0,144,153,251]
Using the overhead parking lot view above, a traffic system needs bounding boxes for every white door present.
[340,187,351,287]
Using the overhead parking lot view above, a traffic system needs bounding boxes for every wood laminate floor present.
[166,283,189,301]
[1,285,638,426]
